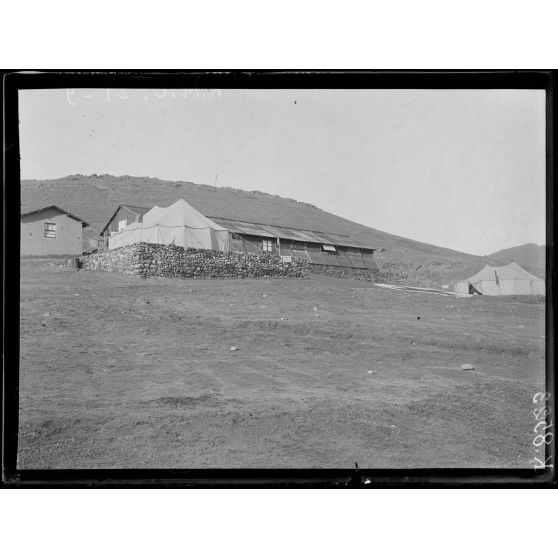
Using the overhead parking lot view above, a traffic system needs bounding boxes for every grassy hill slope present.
[21,174,501,285]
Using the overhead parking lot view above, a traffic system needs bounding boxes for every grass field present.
[18,260,546,469]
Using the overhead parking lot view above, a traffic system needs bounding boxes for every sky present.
[18,88,546,255]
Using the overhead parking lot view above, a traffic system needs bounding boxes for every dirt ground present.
[17,260,546,469]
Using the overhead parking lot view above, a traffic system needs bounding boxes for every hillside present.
[488,244,545,280]
[21,174,500,286]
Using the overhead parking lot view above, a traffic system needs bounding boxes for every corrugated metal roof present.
[212,218,276,238]
[211,217,375,250]
[261,224,318,243]
[309,232,341,244]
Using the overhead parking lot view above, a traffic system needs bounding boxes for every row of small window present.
[262,239,337,253]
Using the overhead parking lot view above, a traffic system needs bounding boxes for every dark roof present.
[210,217,376,250]
[120,204,150,214]
[21,205,90,227]
[100,204,150,234]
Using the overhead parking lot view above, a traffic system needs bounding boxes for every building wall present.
[106,207,145,235]
[100,207,146,249]
[21,208,83,256]
[229,233,279,255]
[230,232,378,271]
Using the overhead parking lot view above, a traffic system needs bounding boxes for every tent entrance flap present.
[469,283,482,295]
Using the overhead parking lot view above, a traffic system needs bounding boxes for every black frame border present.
[3,70,556,487]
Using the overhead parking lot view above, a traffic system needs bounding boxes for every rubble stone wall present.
[78,244,139,274]
[307,263,382,282]
[80,243,308,279]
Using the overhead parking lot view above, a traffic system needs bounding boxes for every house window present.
[322,244,337,252]
[44,222,56,238]
[118,219,127,232]
[262,239,273,252]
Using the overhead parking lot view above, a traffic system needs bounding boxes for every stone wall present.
[307,263,382,282]
[79,244,140,274]
[80,243,308,279]
[79,243,402,283]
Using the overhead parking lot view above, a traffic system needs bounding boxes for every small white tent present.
[454,262,545,296]
[108,199,229,251]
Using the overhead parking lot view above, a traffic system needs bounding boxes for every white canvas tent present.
[108,199,229,251]
[454,262,545,296]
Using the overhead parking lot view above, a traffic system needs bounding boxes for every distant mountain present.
[487,243,545,280]
[20,174,503,286]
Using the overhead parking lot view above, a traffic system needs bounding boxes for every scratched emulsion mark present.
[66,88,222,106]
